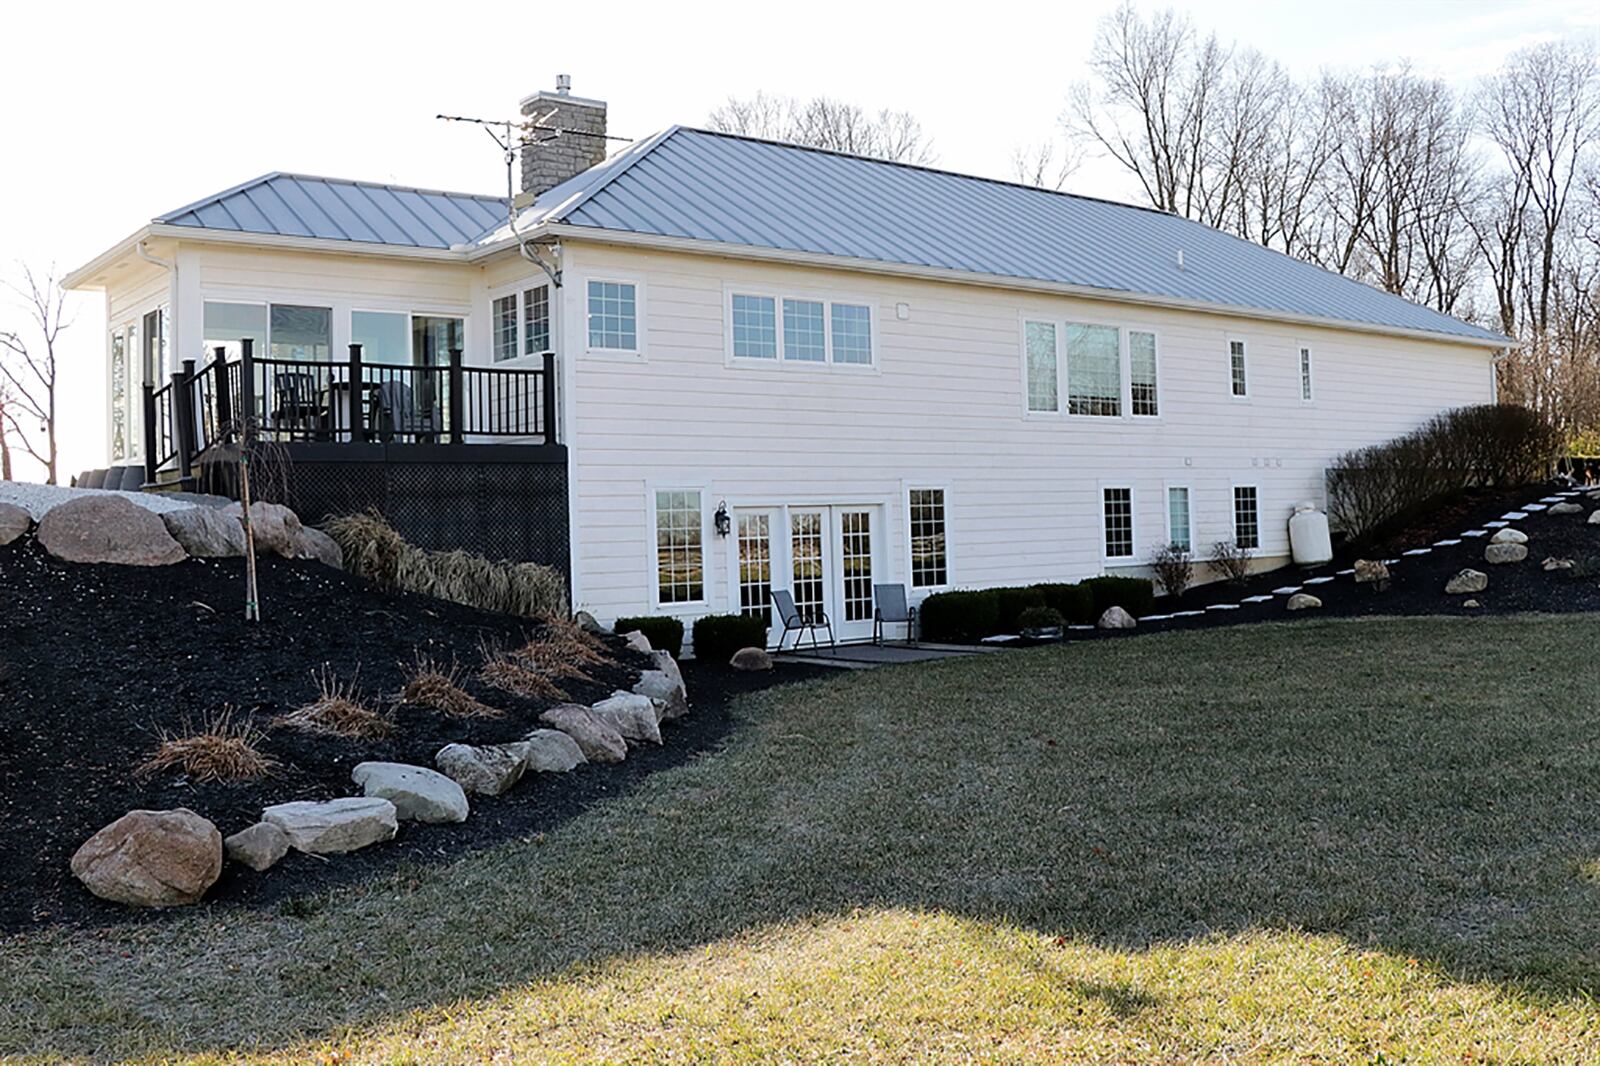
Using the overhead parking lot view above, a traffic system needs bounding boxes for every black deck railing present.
[142,339,558,483]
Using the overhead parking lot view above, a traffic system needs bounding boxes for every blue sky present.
[0,0,1595,478]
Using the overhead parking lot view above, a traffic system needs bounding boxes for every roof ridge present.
[538,126,686,226]
[156,171,504,223]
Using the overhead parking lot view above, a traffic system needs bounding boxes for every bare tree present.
[708,93,936,164]
[0,265,67,485]
[0,385,14,481]
[1010,140,1079,191]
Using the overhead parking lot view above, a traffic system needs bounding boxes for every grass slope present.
[5,615,1600,1062]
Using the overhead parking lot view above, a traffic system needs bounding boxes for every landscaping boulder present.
[0,502,30,545]
[1463,599,1483,609]
[352,761,469,823]
[590,691,663,746]
[1542,557,1576,572]
[71,808,222,907]
[651,649,684,692]
[1097,606,1137,629]
[730,646,773,671]
[1590,510,1600,525]
[634,669,689,721]
[262,797,398,854]
[540,703,628,764]
[521,728,587,773]
[1549,501,1584,515]
[293,526,344,569]
[161,506,246,558]
[37,495,186,566]
[1285,593,1322,611]
[434,743,527,795]
[224,821,290,872]
[222,501,303,557]
[574,610,604,634]
[1490,527,1528,545]
[1353,559,1389,585]
[1445,569,1489,595]
[622,630,652,654]
[1485,542,1528,565]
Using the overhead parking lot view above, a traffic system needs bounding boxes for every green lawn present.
[6,615,1600,1063]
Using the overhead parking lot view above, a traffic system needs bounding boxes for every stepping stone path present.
[1139,614,1173,623]
[1523,503,1548,512]
[1241,595,1274,604]
[352,762,469,823]
[1272,586,1303,595]
[1433,539,1462,547]
[1205,603,1240,611]
[1501,512,1529,520]
[1169,611,1203,619]
[1402,548,1431,556]
[1335,568,1356,575]
[1463,529,1491,536]
[262,797,397,855]
[1304,576,1336,585]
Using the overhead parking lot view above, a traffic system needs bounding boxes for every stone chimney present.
[519,75,608,199]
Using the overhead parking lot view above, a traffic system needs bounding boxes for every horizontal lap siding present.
[561,243,1494,626]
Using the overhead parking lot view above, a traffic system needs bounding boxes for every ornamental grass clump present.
[477,641,570,701]
[275,665,392,739]
[401,655,502,719]
[137,709,278,783]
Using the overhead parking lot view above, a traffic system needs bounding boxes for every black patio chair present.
[872,583,918,645]
[769,588,835,652]
[372,379,440,443]
[270,370,325,437]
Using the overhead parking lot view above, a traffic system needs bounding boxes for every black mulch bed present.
[0,539,833,933]
[1017,484,1600,644]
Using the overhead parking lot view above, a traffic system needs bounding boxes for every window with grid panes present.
[1067,323,1121,415]
[1103,487,1134,558]
[1130,330,1158,415]
[654,490,703,604]
[588,280,637,351]
[909,489,947,588]
[738,513,772,620]
[1233,486,1260,549]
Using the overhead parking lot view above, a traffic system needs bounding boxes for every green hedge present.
[692,613,769,662]
[919,576,1155,643]
[613,616,684,658]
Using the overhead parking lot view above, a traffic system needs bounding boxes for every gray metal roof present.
[157,173,507,249]
[505,127,1505,344]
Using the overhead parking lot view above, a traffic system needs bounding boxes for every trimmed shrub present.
[1016,605,1065,632]
[1036,582,1096,624]
[1208,540,1253,585]
[693,614,769,661]
[1082,576,1156,618]
[613,615,684,658]
[994,586,1047,632]
[1149,542,1194,598]
[917,589,1001,643]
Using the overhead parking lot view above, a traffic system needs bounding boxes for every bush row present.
[918,576,1155,643]
[613,615,685,658]
[691,614,769,661]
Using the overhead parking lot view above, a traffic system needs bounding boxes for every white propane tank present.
[1288,501,1333,567]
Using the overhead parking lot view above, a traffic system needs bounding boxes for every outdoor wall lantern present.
[714,500,731,537]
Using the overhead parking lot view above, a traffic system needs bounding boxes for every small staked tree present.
[0,265,68,485]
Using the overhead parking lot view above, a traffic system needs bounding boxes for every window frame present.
[487,281,553,364]
[1064,319,1125,419]
[1227,335,1250,399]
[584,276,645,358]
[1126,326,1162,419]
[1297,340,1314,404]
[647,485,710,610]
[1232,484,1261,551]
[1021,318,1061,416]
[1100,483,1137,563]
[904,483,951,591]
[1164,483,1194,553]
[1019,313,1162,422]
[724,284,879,371]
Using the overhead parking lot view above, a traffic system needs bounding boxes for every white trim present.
[645,483,711,612]
[582,274,646,359]
[1227,335,1250,399]
[1098,481,1137,564]
[903,482,951,593]
[1296,339,1315,404]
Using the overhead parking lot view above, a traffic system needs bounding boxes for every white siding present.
[560,241,1496,628]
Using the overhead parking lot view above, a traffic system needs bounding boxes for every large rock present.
[1542,556,1576,572]
[1490,527,1528,545]
[1285,593,1322,611]
[521,728,587,773]
[1549,501,1584,515]
[262,797,398,854]
[1353,559,1390,585]
[0,502,30,545]
[294,526,344,569]
[540,704,628,764]
[224,821,290,872]
[222,501,303,557]
[590,691,663,746]
[622,630,652,654]
[651,649,684,692]
[1589,510,1600,525]
[573,610,604,634]
[434,742,527,795]
[1445,569,1489,595]
[1097,606,1137,629]
[634,669,689,721]
[71,808,222,907]
[37,495,186,566]
[730,646,773,671]
[1485,542,1528,565]
[352,761,469,823]
[161,506,246,558]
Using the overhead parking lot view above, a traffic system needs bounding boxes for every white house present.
[64,79,1508,644]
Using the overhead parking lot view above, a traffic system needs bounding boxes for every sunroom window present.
[202,302,267,362]
[268,305,331,362]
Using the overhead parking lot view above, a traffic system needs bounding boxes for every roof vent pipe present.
[556,74,571,95]
[1176,249,1185,270]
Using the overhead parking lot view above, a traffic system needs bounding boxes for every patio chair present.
[372,379,440,443]
[872,583,918,645]
[270,371,325,436]
[769,588,835,652]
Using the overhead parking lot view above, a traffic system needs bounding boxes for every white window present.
[1067,323,1121,416]
[1025,320,1059,413]
[351,310,410,362]
[268,304,332,362]
[110,328,128,461]
[731,294,777,359]
[1233,486,1260,550]
[203,301,267,361]
[1130,330,1158,416]
[588,280,638,352]
[1299,344,1314,402]
[908,488,947,588]
[493,294,518,362]
[727,291,873,367]
[1166,486,1192,551]
[654,489,703,604]
[1229,338,1248,397]
[737,513,773,620]
[1103,487,1134,559]
[524,285,550,355]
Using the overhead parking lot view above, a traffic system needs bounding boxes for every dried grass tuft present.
[401,655,502,719]
[477,642,569,701]
[137,709,278,783]
[275,665,393,739]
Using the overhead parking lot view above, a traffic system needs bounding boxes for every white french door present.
[732,503,881,645]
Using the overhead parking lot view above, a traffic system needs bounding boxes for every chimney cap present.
[556,74,571,95]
